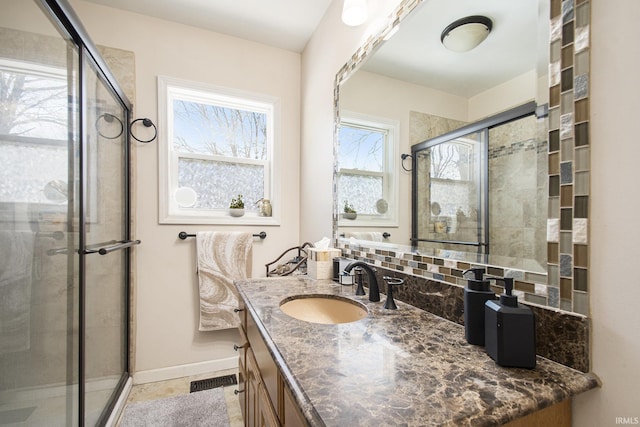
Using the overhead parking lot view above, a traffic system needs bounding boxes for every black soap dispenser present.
[485,278,536,369]
[463,268,496,346]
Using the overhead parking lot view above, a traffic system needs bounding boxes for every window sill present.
[160,213,280,226]
[337,219,398,228]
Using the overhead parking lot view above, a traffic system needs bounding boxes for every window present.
[338,112,398,226]
[158,76,279,224]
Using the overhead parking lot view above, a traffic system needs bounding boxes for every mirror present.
[336,0,550,273]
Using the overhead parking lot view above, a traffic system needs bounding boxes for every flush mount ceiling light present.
[441,15,493,52]
[342,0,368,27]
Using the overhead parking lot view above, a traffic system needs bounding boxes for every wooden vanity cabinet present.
[237,300,307,427]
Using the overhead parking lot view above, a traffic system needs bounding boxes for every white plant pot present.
[343,212,357,220]
[229,208,245,217]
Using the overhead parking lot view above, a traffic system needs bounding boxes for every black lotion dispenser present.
[484,277,536,369]
[463,267,496,346]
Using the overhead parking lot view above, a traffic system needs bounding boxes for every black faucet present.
[343,261,380,302]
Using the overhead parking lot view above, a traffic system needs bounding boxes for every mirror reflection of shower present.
[414,131,487,254]
[412,102,547,271]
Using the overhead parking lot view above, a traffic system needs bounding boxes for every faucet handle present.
[383,276,404,286]
[382,276,404,310]
[353,267,366,296]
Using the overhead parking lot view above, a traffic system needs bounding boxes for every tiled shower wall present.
[335,0,591,317]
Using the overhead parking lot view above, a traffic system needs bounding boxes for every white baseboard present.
[132,357,238,385]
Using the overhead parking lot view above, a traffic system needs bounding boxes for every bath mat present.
[119,387,230,427]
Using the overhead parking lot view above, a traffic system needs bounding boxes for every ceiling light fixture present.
[441,15,493,52]
[342,0,368,27]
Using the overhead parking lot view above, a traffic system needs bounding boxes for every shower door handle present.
[84,239,141,255]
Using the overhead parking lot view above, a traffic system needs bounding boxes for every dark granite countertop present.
[235,276,598,426]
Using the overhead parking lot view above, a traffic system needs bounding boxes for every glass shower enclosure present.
[1,0,134,425]
[411,102,545,266]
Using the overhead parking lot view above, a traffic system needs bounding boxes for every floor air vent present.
[190,374,237,393]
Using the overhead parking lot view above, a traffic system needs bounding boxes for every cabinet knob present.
[234,343,247,351]
[234,389,245,395]
[234,308,245,313]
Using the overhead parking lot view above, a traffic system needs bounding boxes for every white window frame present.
[338,111,399,227]
[158,76,280,225]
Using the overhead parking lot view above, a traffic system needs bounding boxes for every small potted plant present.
[229,194,245,217]
[343,200,357,220]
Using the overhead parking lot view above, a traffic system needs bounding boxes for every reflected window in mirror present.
[415,131,487,250]
[338,112,398,227]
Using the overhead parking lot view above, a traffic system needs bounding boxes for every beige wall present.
[71,0,302,378]
[468,70,541,121]
[573,0,640,424]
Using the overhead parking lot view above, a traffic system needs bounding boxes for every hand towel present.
[196,231,252,331]
[345,231,384,242]
[0,231,35,354]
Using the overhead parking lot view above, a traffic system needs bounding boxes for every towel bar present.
[178,231,267,240]
[339,232,391,238]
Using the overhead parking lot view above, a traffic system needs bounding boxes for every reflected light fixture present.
[441,15,493,52]
[342,0,368,27]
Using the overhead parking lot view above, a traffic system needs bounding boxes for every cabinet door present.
[246,350,260,427]
[236,325,249,422]
[257,382,280,427]
[238,355,247,423]
[247,313,279,412]
[282,383,306,427]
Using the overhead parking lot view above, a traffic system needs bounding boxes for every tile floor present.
[117,369,243,426]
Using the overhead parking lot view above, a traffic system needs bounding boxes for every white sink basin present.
[279,295,368,324]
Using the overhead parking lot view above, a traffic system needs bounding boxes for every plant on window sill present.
[343,200,357,220]
[229,194,245,217]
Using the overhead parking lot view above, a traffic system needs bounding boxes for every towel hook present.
[130,117,158,143]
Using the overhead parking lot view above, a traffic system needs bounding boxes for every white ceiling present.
[83,0,333,52]
[83,0,547,97]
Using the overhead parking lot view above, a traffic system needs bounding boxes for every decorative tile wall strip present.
[335,0,591,320]
[547,0,590,315]
[339,241,556,310]
[488,139,547,160]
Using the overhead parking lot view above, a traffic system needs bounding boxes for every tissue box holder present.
[308,248,341,280]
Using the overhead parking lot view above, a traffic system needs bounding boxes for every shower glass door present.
[82,52,129,425]
[413,130,488,253]
[0,1,81,425]
[1,1,131,425]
